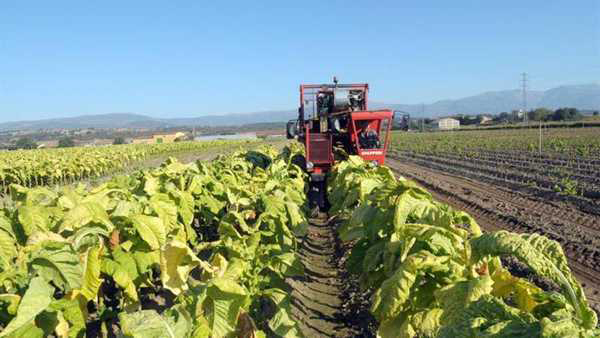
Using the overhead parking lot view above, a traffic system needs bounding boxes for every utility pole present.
[521,72,528,124]
[421,103,425,132]
[539,119,542,156]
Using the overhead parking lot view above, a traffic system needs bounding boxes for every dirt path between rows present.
[386,157,600,313]
[288,213,355,337]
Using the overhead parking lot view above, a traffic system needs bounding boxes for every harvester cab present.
[287,78,394,209]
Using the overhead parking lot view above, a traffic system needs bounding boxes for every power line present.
[521,72,528,122]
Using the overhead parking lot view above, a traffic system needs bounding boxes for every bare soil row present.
[393,151,600,226]
[287,214,372,337]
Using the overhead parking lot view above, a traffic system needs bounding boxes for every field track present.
[386,156,600,312]
[288,213,353,337]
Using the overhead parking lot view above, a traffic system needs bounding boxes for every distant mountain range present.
[1,84,598,131]
[0,111,298,131]
[375,83,600,116]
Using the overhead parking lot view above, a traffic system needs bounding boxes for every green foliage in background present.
[0,140,255,191]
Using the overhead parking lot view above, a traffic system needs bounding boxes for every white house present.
[437,118,460,130]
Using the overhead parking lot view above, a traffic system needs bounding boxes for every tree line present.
[393,107,598,131]
[9,136,128,150]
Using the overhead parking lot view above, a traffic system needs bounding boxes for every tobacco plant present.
[0,145,306,337]
[331,156,598,337]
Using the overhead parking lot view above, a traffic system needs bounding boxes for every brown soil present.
[288,213,363,337]
[386,156,600,314]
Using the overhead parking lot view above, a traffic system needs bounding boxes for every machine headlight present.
[306,161,314,169]
[371,160,379,166]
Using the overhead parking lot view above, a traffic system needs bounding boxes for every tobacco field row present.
[0,145,307,337]
[0,140,254,191]
[329,156,598,337]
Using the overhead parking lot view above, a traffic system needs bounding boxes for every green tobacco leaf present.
[79,245,102,301]
[0,226,17,270]
[339,203,375,242]
[131,215,166,250]
[25,231,67,247]
[346,238,370,275]
[470,231,597,329]
[3,322,44,338]
[48,297,87,338]
[435,276,494,325]
[101,258,138,302]
[208,298,236,338]
[208,277,247,298]
[205,277,248,338]
[119,310,177,338]
[451,211,481,236]
[149,193,179,230]
[175,191,195,227]
[133,250,160,277]
[60,202,113,232]
[490,267,542,312]
[437,294,538,337]
[395,308,443,338]
[359,178,380,202]
[70,225,109,251]
[196,193,225,215]
[112,200,141,218]
[160,240,201,295]
[377,314,408,338]
[0,294,20,316]
[17,205,51,237]
[268,253,304,277]
[285,202,308,236]
[540,316,598,337]
[14,187,57,207]
[393,190,435,232]
[0,277,53,337]
[263,288,301,337]
[57,190,81,210]
[162,304,194,337]
[143,174,160,196]
[399,223,464,258]
[371,251,449,322]
[29,242,83,291]
[222,258,248,281]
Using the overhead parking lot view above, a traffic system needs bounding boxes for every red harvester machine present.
[286,77,394,209]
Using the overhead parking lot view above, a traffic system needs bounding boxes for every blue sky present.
[0,1,598,122]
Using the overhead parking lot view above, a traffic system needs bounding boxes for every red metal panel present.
[349,110,394,165]
[350,110,394,120]
[307,133,332,164]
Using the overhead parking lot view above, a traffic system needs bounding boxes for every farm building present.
[479,116,493,124]
[133,132,186,144]
[82,138,114,147]
[37,140,59,148]
[436,118,460,130]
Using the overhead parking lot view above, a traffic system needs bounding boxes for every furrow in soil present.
[288,214,353,337]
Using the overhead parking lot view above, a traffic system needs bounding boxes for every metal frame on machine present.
[297,81,393,172]
[299,83,369,122]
